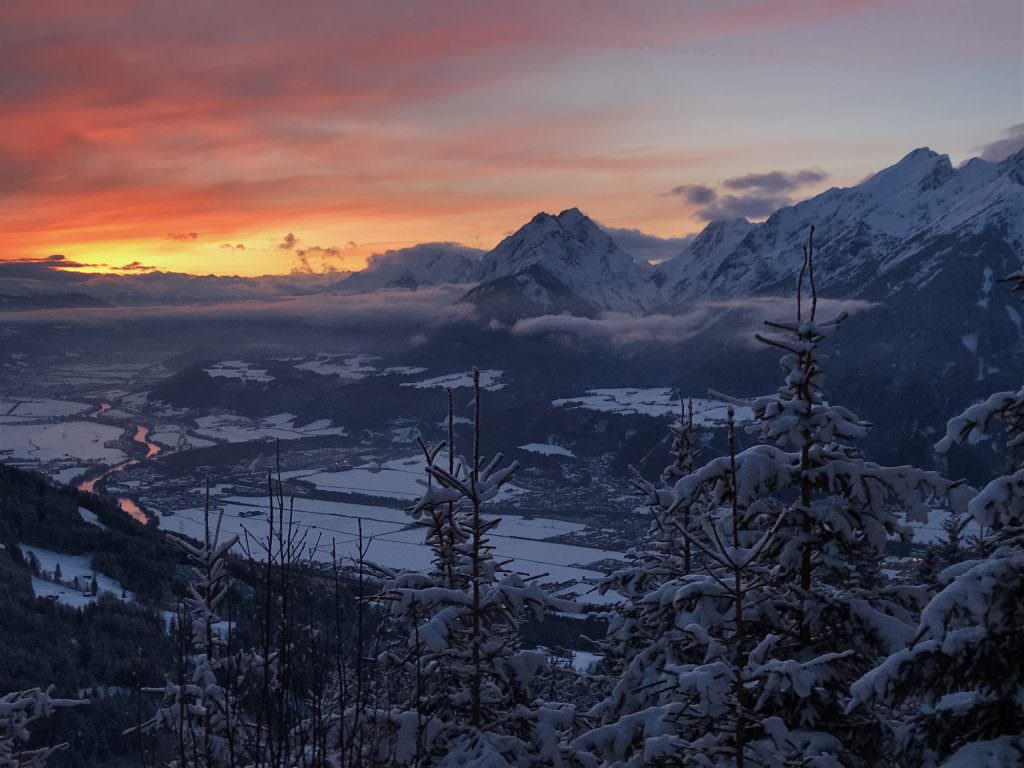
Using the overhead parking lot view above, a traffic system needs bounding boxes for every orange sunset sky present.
[1,0,1021,276]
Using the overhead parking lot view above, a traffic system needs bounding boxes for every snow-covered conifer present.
[850,274,1024,767]
[380,368,575,767]
[0,687,82,768]
[583,227,969,766]
[136,487,251,767]
[593,399,712,726]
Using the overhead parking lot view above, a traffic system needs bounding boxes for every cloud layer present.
[666,168,828,221]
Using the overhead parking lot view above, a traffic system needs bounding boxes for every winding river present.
[77,418,162,524]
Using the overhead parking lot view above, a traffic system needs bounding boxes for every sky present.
[1,0,1021,276]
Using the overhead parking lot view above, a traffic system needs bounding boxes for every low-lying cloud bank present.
[511,298,877,346]
[0,285,478,331]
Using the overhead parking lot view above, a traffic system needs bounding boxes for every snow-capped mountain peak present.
[473,207,658,313]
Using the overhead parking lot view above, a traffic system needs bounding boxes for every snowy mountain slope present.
[657,218,753,303]
[659,148,1024,304]
[471,208,659,314]
[339,242,483,293]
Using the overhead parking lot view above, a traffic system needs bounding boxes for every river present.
[77,418,162,524]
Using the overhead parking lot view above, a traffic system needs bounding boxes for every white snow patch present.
[203,360,274,383]
[22,545,132,607]
[0,422,126,464]
[553,389,753,423]
[960,333,978,355]
[78,507,106,529]
[402,369,506,391]
[192,413,345,443]
[166,493,620,604]
[295,354,378,379]
[518,443,575,458]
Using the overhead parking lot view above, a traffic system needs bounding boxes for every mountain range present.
[334,146,1023,321]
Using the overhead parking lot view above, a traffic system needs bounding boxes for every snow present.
[305,454,524,502]
[0,421,126,464]
[402,369,506,391]
[77,507,106,529]
[569,651,603,674]
[295,354,378,379]
[381,366,428,376]
[164,494,621,605]
[203,360,274,383]
[552,389,753,423]
[518,443,575,458]
[0,398,92,422]
[47,466,89,485]
[22,545,133,607]
[905,507,979,545]
[961,333,978,355]
[474,208,659,313]
[192,413,346,443]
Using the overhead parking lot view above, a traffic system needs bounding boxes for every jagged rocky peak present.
[471,207,658,314]
[860,146,954,195]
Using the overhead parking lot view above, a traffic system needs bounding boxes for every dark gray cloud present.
[698,193,791,221]
[110,261,157,272]
[722,168,827,193]
[665,184,716,205]
[167,232,199,241]
[666,167,828,222]
[978,123,1024,162]
[278,232,298,250]
[293,244,351,274]
[599,225,694,264]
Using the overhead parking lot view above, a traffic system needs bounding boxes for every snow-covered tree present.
[137,492,252,767]
[379,368,575,767]
[850,273,1024,767]
[582,226,969,766]
[578,411,856,766]
[0,687,82,768]
[591,399,713,728]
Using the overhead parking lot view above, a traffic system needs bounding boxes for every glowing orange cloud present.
[0,0,1018,275]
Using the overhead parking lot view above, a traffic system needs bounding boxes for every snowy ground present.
[295,354,379,379]
[160,493,622,605]
[0,398,92,422]
[203,360,274,383]
[402,369,506,391]
[519,443,575,458]
[303,454,524,502]
[22,545,133,608]
[192,413,346,443]
[905,508,981,545]
[0,421,126,464]
[552,389,753,423]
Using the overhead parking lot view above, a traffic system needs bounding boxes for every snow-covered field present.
[0,422,126,464]
[295,354,379,379]
[402,369,506,391]
[519,443,575,458]
[161,494,621,604]
[204,360,274,383]
[553,389,753,423]
[0,398,92,422]
[303,454,524,502]
[22,545,133,608]
[192,413,346,443]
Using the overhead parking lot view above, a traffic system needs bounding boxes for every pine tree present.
[135,485,250,767]
[380,368,575,767]
[0,687,83,767]
[581,226,968,766]
[590,399,712,730]
[850,273,1024,766]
